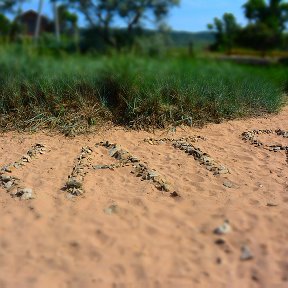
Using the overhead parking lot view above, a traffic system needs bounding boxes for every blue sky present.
[21,0,248,32]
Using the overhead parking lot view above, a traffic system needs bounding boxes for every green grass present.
[0,46,286,135]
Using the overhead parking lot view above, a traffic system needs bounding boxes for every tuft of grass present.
[0,46,286,134]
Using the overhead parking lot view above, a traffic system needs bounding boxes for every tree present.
[118,0,180,32]
[51,0,61,42]
[243,0,288,33]
[0,0,27,16]
[0,13,11,36]
[242,0,288,49]
[266,0,288,33]
[237,22,280,55]
[0,1,25,41]
[58,4,78,34]
[243,0,266,23]
[66,0,118,45]
[208,13,240,53]
[66,0,180,46]
[34,0,44,43]
[0,0,16,13]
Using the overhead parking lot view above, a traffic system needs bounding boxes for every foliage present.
[237,22,281,53]
[0,0,16,13]
[58,4,78,34]
[0,47,285,134]
[208,13,240,52]
[243,0,288,33]
[209,0,288,53]
[65,0,179,46]
[0,14,11,36]
[243,0,267,22]
[117,0,180,31]
[133,32,171,56]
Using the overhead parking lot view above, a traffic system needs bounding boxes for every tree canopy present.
[209,0,288,53]
[208,13,240,52]
[64,0,179,46]
[0,14,11,36]
[66,0,180,31]
[0,0,16,13]
[243,0,288,33]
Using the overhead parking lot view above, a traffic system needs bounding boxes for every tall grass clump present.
[0,46,286,134]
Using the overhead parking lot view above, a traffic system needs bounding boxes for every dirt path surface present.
[0,107,287,288]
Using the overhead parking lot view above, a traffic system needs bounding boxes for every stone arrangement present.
[131,163,170,192]
[96,141,170,192]
[242,129,288,164]
[2,129,286,201]
[95,141,139,168]
[172,141,229,175]
[143,135,229,176]
[144,135,206,145]
[64,146,93,196]
[275,129,288,138]
[0,144,46,200]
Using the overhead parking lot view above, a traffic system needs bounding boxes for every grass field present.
[0,46,287,135]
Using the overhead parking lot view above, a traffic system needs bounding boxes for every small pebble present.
[240,245,253,261]
[1,175,11,182]
[4,181,13,189]
[147,170,159,179]
[109,147,120,157]
[216,257,222,264]
[215,238,226,245]
[66,178,82,189]
[214,220,232,235]
[69,188,83,196]
[93,165,110,170]
[170,191,180,198]
[267,203,278,207]
[16,188,34,200]
[104,204,118,215]
[223,180,233,188]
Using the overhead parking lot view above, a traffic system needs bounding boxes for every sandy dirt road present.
[0,107,287,288]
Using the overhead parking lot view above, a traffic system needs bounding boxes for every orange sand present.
[0,107,287,288]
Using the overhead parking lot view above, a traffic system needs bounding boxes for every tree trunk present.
[53,1,60,43]
[34,0,44,43]
[127,12,141,34]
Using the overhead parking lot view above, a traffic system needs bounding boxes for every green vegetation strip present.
[0,48,286,134]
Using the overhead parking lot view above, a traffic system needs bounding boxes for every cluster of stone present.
[0,144,46,200]
[275,129,288,138]
[96,141,170,192]
[65,146,93,196]
[242,129,288,152]
[0,174,32,199]
[131,163,170,191]
[94,141,139,168]
[268,145,288,152]
[144,135,206,145]
[241,130,272,146]
[1,143,46,173]
[172,141,229,175]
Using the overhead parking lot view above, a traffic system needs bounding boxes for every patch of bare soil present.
[0,107,287,288]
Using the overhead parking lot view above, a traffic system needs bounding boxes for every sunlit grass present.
[0,46,286,134]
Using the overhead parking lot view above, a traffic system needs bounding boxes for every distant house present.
[17,10,52,36]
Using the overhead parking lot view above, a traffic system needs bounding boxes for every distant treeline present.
[0,0,287,55]
[208,0,288,54]
[0,1,181,49]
